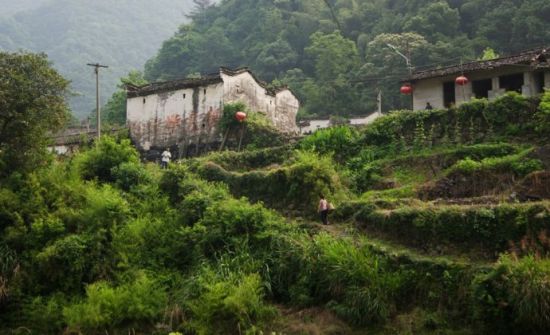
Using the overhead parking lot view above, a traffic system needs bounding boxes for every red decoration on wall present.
[455,75,469,86]
[400,84,413,95]
[235,111,247,122]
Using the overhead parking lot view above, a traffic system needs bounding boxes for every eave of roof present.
[408,47,549,82]
[127,67,292,98]
[126,74,223,98]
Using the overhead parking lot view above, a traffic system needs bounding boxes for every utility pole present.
[87,63,109,139]
[386,43,414,110]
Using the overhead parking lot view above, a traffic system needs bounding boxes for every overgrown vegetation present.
[3,48,550,335]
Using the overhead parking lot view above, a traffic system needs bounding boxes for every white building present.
[298,112,382,134]
[126,67,299,155]
[408,48,550,110]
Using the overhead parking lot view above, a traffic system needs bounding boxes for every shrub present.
[35,235,90,292]
[244,112,287,149]
[473,255,550,334]
[299,126,360,162]
[74,136,139,183]
[195,150,347,214]
[196,197,287,257]
[22,294,67,334]
[535,89,550,135]
[351,202,550,254]
[63,275,167,333]
[198,146,292,172]
[111,161,152,191]
[186,271,276,335]
[449,149,543,177]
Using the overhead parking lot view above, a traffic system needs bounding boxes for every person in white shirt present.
[318,194,329,225]
[161,149,171,169]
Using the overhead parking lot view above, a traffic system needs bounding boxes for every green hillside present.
[0,0,194,118]
[144,0,549,117]
[2,73,550,333]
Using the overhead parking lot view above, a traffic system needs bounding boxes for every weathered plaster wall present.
[221,71,298,133]
[127,83,224,151]
[274,90,299,133]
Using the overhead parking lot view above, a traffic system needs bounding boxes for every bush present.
[535,89,550,135]
[22,294,67,334]
[473,255,550,334]
[269,232,401,326]
[63,275,167,333]
[195,197,287,257]
[358,92,538,151]
[350,202,550,254]
[74,136,139,183]
[195,150,347,214]
[299,126,360,162]
[111,161,152,191]
[186,271,276,335]
[449,148,543,177]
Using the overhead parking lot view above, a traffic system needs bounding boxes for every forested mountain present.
[145,0,550,117]
[0,0,195,118]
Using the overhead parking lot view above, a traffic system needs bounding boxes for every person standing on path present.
[318,194,329,225]
[161,148,171,169]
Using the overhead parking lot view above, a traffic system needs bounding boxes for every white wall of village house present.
[412,68,549,110]
[412,78,444,110]
[221,71,298,133]
[127,83,224,151]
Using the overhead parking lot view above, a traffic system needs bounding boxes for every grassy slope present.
[184,93,550,334]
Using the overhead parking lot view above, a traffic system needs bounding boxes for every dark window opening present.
[183,93,186,99]
[443,81,455,108]
[204,88,206,94]
[472,79,492,99]
[143,98,146,104]
[535,72,545,94]
[499,73,523,93]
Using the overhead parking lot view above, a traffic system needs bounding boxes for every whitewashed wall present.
[127,83,224,151]
[221,71,298,133]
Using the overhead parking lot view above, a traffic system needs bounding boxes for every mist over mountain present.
[0,0,50,16]
[0,0,194,118]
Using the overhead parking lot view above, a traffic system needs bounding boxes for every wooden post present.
[237,122,245,152]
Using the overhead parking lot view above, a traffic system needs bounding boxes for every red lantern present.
[455,75,469,86]
[400,84,413,95]
[235,111,247,122]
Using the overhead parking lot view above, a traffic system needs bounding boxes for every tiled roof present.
[409,47,549,81]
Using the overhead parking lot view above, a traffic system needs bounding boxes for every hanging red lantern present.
[400,84,413,95]
[235,111,247,122]
[455,75,469,86]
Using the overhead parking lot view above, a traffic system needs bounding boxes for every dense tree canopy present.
[0,51,69,175]
[143,0,549,117]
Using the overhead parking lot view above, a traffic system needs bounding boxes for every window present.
[183,93,186,99]
[472,79,492,99]
[499,73,523,93]
[535,72,545,94]
[204,88,206,94]
[143,98,146,104]
[443,81,455,108]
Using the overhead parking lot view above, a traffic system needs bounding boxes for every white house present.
[408,48,550,110]
[298,112,382,135]
[126,67,299,155]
